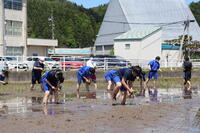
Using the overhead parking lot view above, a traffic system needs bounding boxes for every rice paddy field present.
[1,76,200,133]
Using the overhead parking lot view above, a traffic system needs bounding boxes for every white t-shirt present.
[86,59,96,68]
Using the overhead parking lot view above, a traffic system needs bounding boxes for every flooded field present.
[1,80,200,133]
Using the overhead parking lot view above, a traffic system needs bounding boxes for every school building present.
[0,0,57,57]
[95,0,200,59]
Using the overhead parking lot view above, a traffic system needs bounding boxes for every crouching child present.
[42,70,64,105]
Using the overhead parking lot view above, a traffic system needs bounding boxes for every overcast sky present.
[68,0,200,8]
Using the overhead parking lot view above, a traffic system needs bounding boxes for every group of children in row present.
[77,56,162,105]
[0,55,192,105]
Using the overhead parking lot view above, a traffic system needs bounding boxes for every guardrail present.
[0,56,199,72]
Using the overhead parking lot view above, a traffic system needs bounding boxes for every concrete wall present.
[140,30,162,60]
[27,38,58,47]
[27,46,48,56]
[114,30,162,60]
[7,70,200,82]
[114,40,141,59]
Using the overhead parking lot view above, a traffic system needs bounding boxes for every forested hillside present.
[27,0,200,48]
[190,1,200,26]
[27,0,107,48]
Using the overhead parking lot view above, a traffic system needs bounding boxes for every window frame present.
[5,20,22,36]
[4,0,22,10]
[125,44,130,50]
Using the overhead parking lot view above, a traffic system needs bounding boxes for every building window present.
[104,45,113,51]
[5,20,22,36]
[6,47,23,56]
[125,44,130,50]
[4,0,22,10]
[96,46,103,51]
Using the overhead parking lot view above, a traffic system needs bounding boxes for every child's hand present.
[129,88,134,94]
[58,88,61,91]
[51,86,56,89]
[86,79,91,84]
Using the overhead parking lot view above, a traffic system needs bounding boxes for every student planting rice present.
[135,66,146,96]
[183,56,192,95]
[76,66,96,98]
[86,55,97,90]
[145,56,161,89]
[30,58,45,90]
[112,67,139,105]
[42,69,64,105]
[105,70,118,99]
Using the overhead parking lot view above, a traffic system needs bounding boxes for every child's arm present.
[83,76,90,83]
[33,66,43,71]
[121,78,133,93]
[128,81,134,91]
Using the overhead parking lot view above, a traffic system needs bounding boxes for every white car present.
[1,57,28,70]
[26,56,60,69]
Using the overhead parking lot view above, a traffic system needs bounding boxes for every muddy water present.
[0,88,200,133]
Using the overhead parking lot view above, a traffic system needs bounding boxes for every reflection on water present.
[0,88,200,115]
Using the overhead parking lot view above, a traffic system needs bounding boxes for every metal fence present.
[0,56,199,72]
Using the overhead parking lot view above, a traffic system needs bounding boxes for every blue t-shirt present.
[78,66,92,77]
[148,60,160,72]
[116,68,136,81]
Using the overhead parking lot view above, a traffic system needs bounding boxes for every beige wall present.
[27,38,58,47]
[27,46,49,56]
[114,30,162,60]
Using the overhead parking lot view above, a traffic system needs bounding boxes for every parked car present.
[60,57,84,70]
[0,57,28,70]
[26,56,60,69]
[91,55,132,68]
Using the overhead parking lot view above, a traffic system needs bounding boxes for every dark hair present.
[130,66,142,75]
[130,66,140,75]
[90,54,94,58]
[56,71,64,83]
[155,56,161,61]
[184,56,189,61]
[89,67,95,74]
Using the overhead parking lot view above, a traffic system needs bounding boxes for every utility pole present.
[48,9,55,40]
[48,9,55,55]
[177,19,195,65]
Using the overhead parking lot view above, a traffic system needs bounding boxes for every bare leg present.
[94,83,98,90]
[85,83,90,97]
[112,82,121,105]
[153,79,157,89]
[54,90,59,103]
[107,81,113,99]
[40,83,44,92]
[85,83,90,92]
[30,84,35,90]
[43,104,48,115]
[77,84,81,98]
[187,80,192,91]
[145,78,150,91]
[43,91,50,105]
[121,91,127,105]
